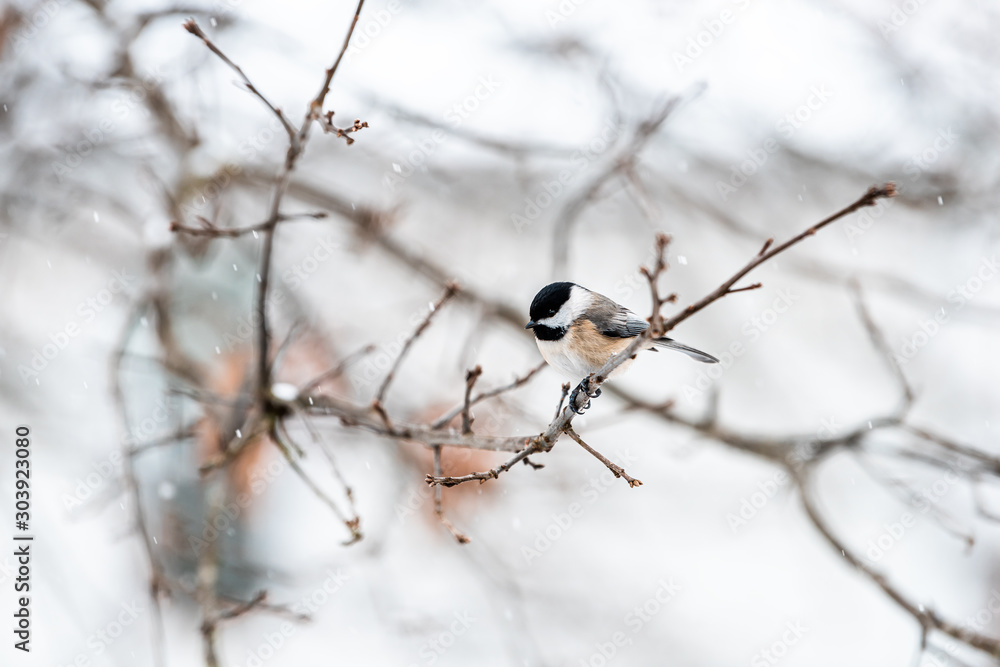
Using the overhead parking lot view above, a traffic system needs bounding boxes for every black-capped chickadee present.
[525,282,718,411]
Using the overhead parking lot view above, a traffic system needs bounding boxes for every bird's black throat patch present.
[531,324,566,341]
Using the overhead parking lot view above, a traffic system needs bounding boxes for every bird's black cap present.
[528,282,576,325]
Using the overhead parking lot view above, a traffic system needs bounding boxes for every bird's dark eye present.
[547,310,557,317]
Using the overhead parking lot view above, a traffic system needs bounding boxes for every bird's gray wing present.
[586,294,649,338]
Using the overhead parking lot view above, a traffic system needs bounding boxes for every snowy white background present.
[1,0,1000,665]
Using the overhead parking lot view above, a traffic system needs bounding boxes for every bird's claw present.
[569,388,589,414]
[569,378,601,414]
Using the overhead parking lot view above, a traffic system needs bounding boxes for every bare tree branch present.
[169,211,329,238]
[850,279,914,407]
[182,19,298,141]
[659,183,897,335]
[460,365,483,435]
[374,283,459,404]
[563,426,642,488]
[430,361,546,430]
[432,445,471,543]
[552,94,693,277]
[794,464,1000,659]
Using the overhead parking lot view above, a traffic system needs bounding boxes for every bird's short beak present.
[524,321,537,329]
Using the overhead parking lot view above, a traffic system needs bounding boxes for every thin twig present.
[272,424,362,544]
[296,410,359,518]
[305,0,367,121]
[905,426,1000,475]
[432,445,471,543]
[187,0,367,403]
[850,279,914,407]
[794,465,1000,658]
[217,592,312,623]
[182,20,297,141]
[554,382,570,421]
[639,233,678,335]
[169,211,328,237]
[461,366,483,434]
[300,344,377,394]
[316,113,369,145]
[427,439,546,487]
[726,282,763,294]
[658,183,898,335]
[112,303,168,667]
[563,426,642,487]
[373,283,459,404]
[217,590,268,621]
[552,94,695,277]
[309,393,530,452]
[430,361,546,430]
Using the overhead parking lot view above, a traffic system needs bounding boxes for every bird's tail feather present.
[653,337,719,364]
